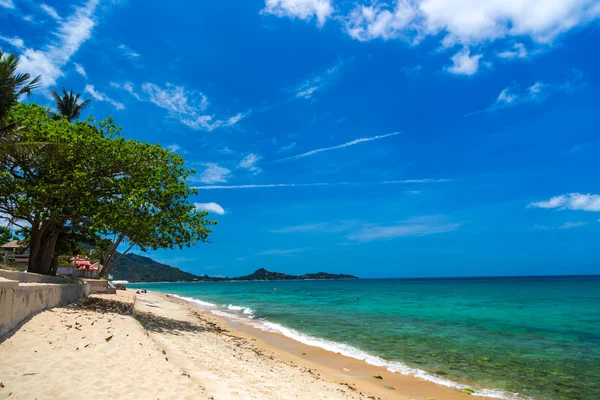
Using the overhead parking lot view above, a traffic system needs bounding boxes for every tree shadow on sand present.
[133,310,227,336]
[68,296,226,336]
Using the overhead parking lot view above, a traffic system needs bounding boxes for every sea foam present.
[169,294,216,308]
[173,294,521,400]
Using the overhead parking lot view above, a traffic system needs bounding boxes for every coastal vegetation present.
[0,51,216,276]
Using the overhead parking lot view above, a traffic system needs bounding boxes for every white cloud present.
[498,42,528,59]
[73,62,87,78]
[195,202,226,215]
[0,36,25,50]
[111,81,142,100]
[143,82,208,114]
[346,216,460,243]
[280,142,297,151]
[196,163,231,184]
[23,15,34,22]
[446,47,482,76]
[535,221,589,230]
[257,248,306,256]
[193,178,450,190]
[0,0,15,9]
[345,1,420,42]
[466,70,583,116]
[528,193,600,212]
[262,0,333,27]
[239,153,262,174]
[277,131,400,161]
[166,144,180,153]
[267,0,600,74]
[344,0,600,46]
[118,43,140,58]
[41,4,62,21]
[84,85,125,110]
[17,0,100,89]
[140,82,244,131]
[292,59,344,99]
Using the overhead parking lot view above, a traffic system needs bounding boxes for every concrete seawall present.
[0,271,90,338]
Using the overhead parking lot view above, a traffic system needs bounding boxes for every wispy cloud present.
[118,43,140,58]
[272,221,358,233]
[0,0,15,9]
[123,82,246,131]
[110,81,142,100]
[194,163,232,184]
[256,248,307,256]
[466,69,584,116]
[193,178,450,190]
[84,85,125,110]
[276,132,400,162]
[535,221,589,230]
[166,144,180,153]
[346,216,460,243]
[16,0,100,89]
[73,62,87,78]
[279,142,297,152]
[238,153,262,175]
[291,59,344,99]
[498,43,528,59]
[195,202,226,215]
[41,4,62,21]
[0,36,25,50]
[527,193,600,212]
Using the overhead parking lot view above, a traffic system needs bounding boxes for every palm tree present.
[50,89,91,122]
[0,50,41,140]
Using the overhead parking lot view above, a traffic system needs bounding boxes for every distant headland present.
[110,253,358,282]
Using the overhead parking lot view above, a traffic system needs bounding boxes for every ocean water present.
[130,276,600,400]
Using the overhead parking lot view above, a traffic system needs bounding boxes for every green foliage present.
[0,226,12,244]
[111,253,200,282]
[51,88,91,122]
[0,51,41,121]
[0,50,40,141]
[0,103,216,274]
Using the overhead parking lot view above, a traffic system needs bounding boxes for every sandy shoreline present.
[0,291,492,399]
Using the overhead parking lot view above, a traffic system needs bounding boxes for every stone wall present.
[0,272,89,338]
[0,269,72,284]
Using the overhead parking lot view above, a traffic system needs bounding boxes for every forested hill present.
[232,268,358,281]
[111,253,199,282]
[111,255,358,282]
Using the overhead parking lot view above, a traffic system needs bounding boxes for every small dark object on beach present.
[105,335,114,342]
[384,385,395,390]
[373,375,383,379]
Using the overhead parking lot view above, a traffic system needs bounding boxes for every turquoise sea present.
[130,276,600,399]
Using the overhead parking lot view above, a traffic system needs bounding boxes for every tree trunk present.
[27,222,60,275]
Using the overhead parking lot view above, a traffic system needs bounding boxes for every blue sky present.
[1,0,600,278]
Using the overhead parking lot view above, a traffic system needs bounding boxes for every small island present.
[110,253,358,282]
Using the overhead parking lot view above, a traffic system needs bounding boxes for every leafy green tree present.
[0,103,216,275]
[0,50,40,140]
[50,89,91,122]
[0,226,12,244]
